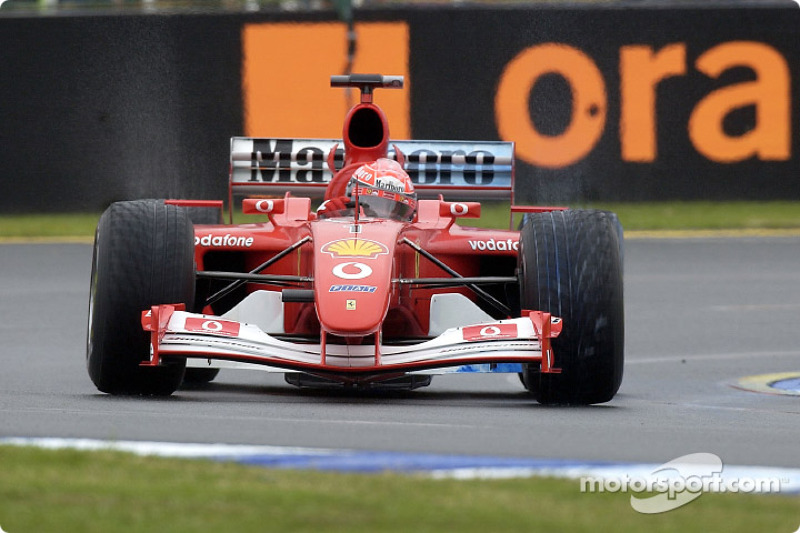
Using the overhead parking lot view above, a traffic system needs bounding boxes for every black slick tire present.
[86,200,195,395]
[518,209,624,405]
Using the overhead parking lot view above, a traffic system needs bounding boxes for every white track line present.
[2,437,799,493]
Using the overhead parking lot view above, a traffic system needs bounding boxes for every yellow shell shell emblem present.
[321,239,389,259]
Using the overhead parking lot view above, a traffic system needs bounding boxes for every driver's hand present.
[317,196,352,217]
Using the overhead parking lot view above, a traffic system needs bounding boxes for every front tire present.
[87,200,195,395]
[518,210,624,405]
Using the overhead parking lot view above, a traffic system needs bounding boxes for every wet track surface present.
[1,238,799,467]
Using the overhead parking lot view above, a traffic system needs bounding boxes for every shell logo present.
[321,239,389,259]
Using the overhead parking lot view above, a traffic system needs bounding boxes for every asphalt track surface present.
[1,237,799,469]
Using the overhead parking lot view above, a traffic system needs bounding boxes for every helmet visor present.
[357,192,416,221]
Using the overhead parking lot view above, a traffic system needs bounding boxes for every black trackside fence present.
[0,5,797,212]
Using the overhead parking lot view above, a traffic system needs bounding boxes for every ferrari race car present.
[86,74,624,405]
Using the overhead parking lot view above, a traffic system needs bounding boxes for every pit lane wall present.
[0,4,798,211]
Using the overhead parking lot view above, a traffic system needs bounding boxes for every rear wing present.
[229,138,515,201]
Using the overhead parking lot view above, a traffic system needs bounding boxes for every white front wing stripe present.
[157,311,543,371]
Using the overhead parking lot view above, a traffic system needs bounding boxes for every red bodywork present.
[141,75,562,383]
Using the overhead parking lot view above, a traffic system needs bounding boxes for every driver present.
[317,158,417,221]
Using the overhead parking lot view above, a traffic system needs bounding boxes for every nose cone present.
[312,219,401,336]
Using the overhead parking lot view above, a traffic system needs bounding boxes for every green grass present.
[0,445,796,533]
[582,201,800,232]
[0,212,100,239]
[468,201,800,231]
[2,202,800,239]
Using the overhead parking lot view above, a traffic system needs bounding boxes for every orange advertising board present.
[242,22,410,139]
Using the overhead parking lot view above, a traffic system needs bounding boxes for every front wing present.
[141,306,563,376]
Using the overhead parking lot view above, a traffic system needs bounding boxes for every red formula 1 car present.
[87,75,624,404]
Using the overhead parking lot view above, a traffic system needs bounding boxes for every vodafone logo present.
[195,234,254,248]
[450,203,469,216]
[462,323,519,342]
[468,239,519,252]
[332,262,373,280]
[254,200,274,213]
[184,317,241,337]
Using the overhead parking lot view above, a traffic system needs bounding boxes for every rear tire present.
[86,200,195,395]
[518,209,624,405]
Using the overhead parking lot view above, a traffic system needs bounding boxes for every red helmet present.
[346,158,417,221]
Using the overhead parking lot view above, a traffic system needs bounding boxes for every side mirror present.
[439,201,481,219]
[242,198,286,215]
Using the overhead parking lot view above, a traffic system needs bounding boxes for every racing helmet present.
[346,158,417,221]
